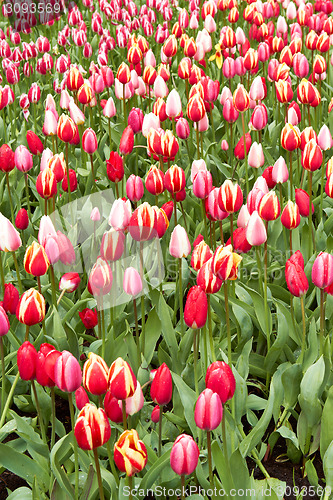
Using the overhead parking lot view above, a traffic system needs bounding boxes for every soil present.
[0,398,324,499]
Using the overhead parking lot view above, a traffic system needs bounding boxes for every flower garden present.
[1,0,333,498]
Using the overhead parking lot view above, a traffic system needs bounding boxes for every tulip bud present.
[184,286,208,329]
[0,144,15,173]
[106,152,124,183]
[16,289,45,326]
[82,128,98,154]
[114,429,148,476]
[79,308,98,329]
[119,126,134,156]
[197,259,223,294]
[150,362,172,405]
[246,211,267,246]
[0,306,10,336]
[15,208,29,230]
[234,133,251,160]
[126,175,144,202]
[258,192,281,221]
[129,203,157,242]
[151,405,160,423]
[233,84,250,113]
[191,240,212,271]
[108,357,137,400]
[26,130,44,155]
[193,170,213,199]
[57,114,77,143]
[83,353,109,395]
[14,145,33,173]
[123,267,143,297]
[36,168,57,199]
[272,157,289,184]
[194,388,223,431]
[205,361,235,403]
[281,200,300,229]
[301,139,323,172]
[17,341,37,381]
[75,386,89,410]
[170,434,199,475]
[109,199,131,231]
[312,252,333,289]
[248,142,265,169]
[3,283,19,315]
[281,123,301,151]
[285,252,309,297]
[211,245,242,281]
[218,180,243,214]
[295,189,314,216]
[24,242,50,277]
[74,403,111,450]
[169,225,191,258]
[145,166,165,196]
[88,257,113,296]
[54,350,82,392]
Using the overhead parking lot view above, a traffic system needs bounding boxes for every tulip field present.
[2,0,333,498]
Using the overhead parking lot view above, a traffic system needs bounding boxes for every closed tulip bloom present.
[106,152,124,183]
[281,201,300,229]
[17,289,45,326]
[0,306,10,336]
[14,145,33,173]
[108,357,137,400]
[57,114,76,143]
[82,128,98,154]
[103,97,117,118]
[129,203,157,242]
[0,214,22,252]
[151,405,160,423]
[26,131,44,155]
[205,361,235,403]
[258,192,281,221]
[211,245,242,281]
[246,211,267,246]
[176,117,190,140]
[187,94,206,122]
[36,168,57,199]
[281,123,301,151]
[166,89,182,118]
[17,341,37,381]
[3,283,19,315]
[104,392,123,423]
[301,139,323,171]
[114,429,147,476]
[125,380,144,416]
[285,253,309,297]
[233,84,250,113]
[218,180,243,214]
[247,189,265,215]
[54,351,82,393]
[59,272,81,293]
[123,267,142,297]
[191,240,212,271]
[88,257,113,296]
[36,343,58,387]
[109,199,131,231]
[184,286,208,328]
[248,142,265,169]
[275,80,293,103]
[234,133,252,161]
[126,175,144,202]
[318,125,333,151]
[75,386,89,411]
[0,144,15,173]
[128,108,144,134]
[249,104,268,131]
[120,126,134,156]
[169,225,191,258]
[312,252,333,288]
[79,308,98,329]
[193,170,213,199]
[272,156,289,184]
[83,353,109,395]
[101,229,125,262]
[206,188,229,221]
[75,403,111,450]
[223,97,239,123]
[170,434,200,476]
[24,242,50,276]
[145,166,165,195]
[150,362,172,405]
[15,208,29,230]
[197,259,223,294]
[194,388,223,431]
[295,189,314,216]
[165,164,185,194]
[300,127,317,151]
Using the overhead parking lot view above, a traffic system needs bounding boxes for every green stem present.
[24,174,33,225]
[241,113,249,194]
[68,393,79,500]
[90,154,95,183]
[201,199,208,242]
[196,125,200,160]
[66,143,72,204]
[320,153,325,216]
[300,296,306,364]
[128,475,133,500]
[207,431,214,488]
[158,404,163,457]
[122,399,127,430]
[0,253,5,293]
[181,475,185,500]
[133,299,140,370]
[50,387,56,449]
[308,171,313,258]
[49,265,57,308]
[320,288,325,356]
[289,151,293,200]
[5,173,15,224]
[12,252,22,295]
[207,295,215,362]
[0,372,19,428]
[263,243,270,389]
[106,441,119,485]
[193,329,199,396]
[230,213,234,247]
[31,380,47,444]
[179,258,184,336]
[0,338,5,416]
[223,282,232,367]
[93,448,105,500]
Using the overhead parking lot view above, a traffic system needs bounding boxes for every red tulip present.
[150,363,172,406]
[108,357,137,400]
[184,286,208,328]
[83,353,109,395]
[17,341,37,381]
[3,283,19,315]
[194,388,223,430]
[74,403,111,450]
[79,308,98,329]
[285,252,309,297]
[114,429,147,476]
[16,289,45,326]
[205,361,236,403]
[26,130,44,155]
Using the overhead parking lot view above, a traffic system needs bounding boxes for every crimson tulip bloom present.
[79,308,98,329]
[17,341,37,381]
[75,386,89,411]
[36,343,57,387]
[205,361,236,404]
[74,403,111,450]
[184,286,208,328]
[150,363,172,406]
[106,152,124,183]
[15,209,29,230]
[285,252,309,297]
[170,434,200,475]
[2,283,19,315]
[16,289,45,326]
[119,126,134,155]
[0,144,15,173]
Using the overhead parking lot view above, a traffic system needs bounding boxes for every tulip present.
[123,267,142,297]
[197,258,223,294]
[218,180,243,214]
[108,357,137,401]
[109,199,131,231]
[285,253,309,297]
[234,133,252,160]
[248,142,265,169]
[0,144,15,173]
[100,229,125,262]
[126,381,144,416]
[88,257,113,297]
[59,273,81,294]
[151,406,160,423]
[82,128,98,154]
[15,209,29,230]
[184,286,208,329]
[150,363,172,406]
[3,283,19,315]
[169,225,191,258]
[79,308,98,329]
[17,341,37,381]
[281,200,300,230]
[74,403,111,450]
[295,189,314,217]
[211,245,242,281]
[48,152,66,182]
[194,388,223,430]
[75,387,89,411]
[0,306,10,336]
[57,114,76,143]
[36,168,57,200]
[170,434,199,475]
[0,214,22,253]
[128,108,144,134]
[193,170,213,199]
[16,289,45,327]
[312,252,333,289]
[301,139,323,172]
[145,166,165,196]
[191,240,212,271]
[83,353,109,395]
[114,429,147,476]
[14,145,33,173]
[119,126,134,156]
[104,392,123,423]
[24,242,50,276]
[26,131,44,155]
[126,175,144,202]
[205,361,236,403]
[166,89,182,118]
[129,203,157,242]
[258,192,281,221]
[272,156,289,184]
[36,343,57,388]
[281,123,301,151]
[54,351,82,393]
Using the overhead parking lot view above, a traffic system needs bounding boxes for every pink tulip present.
[237,204,251,228]
[154,75,169,98]
[166,89,182,118]
[0,213,22,252]
[312,252,333,289]
[123,267,143,296]
[246,211,267,246]
[109,199,131,231]
[82,128,98,154]
[193,170,213,199]
[170,434,199,476]
[69,99,85,125]
[194,388,223,430]
[38,215,57,247]
[60,89,71,109]
[40,148,53,171]
[103,97,117,118]
[90,207,100,221]
[126,381,144,416]
[142,113,160,138]
[43,110,58,136]
[318,125,333,151]
[0,306,10,336]
[272,156,289,184]
[169,225,191,258]
[248,142,265,168]
[126,175,144,202]
[100,229,125,262]
[14,145,33,173]
[54,351,82,392]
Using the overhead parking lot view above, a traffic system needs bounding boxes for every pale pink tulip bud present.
[235,57,246,77]
[277,15,288,34]
[272,156,289,183]
[60,89,71,109]
[195,113,209,132]
[194,42,205,62]
[15,145,33,173]
[130,70,139,90]
[318,125,333,151]
[220,87,232,106]
[191,159,207,183]
[204,14,216,33]
[0,213,22,252]
[44,235,60,264]
[43,110,58,136]
[248,142,265,168]
[221,140,229,151]
[235,27,246,45]
[190,13,199,29]
[154,75,169,99]
[38,215,57,247]
[287,107,299,126]
[246,211,267,246]
[166,89,182,118]
[69,99,85,125]
[115,79,134,100]
[250,76,266,101]
[286,2,297,19]
[103,97,117,118]
[90,207,100,221]
[109,199,132,230]
[193,170,213,199]
[123,267,143,296]
[142,113,160,138]
[40,148,53,172]
[176,118,190,140]
[144,49,156,67]
[169,225,191,258]
[135,77,146,97]
[237,204,251,228]
[253,176,269,194]
[126,175,144,202]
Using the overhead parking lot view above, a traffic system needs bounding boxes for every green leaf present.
[50,433,75,499]
[144,309,162,365]
[172,373,197,437]
[157,294,179,369]
[264,302,289,373]
[6,487,32,500]
[323,441,333,490]
[0,443,49,489]
[243,285,272,337]
[211,441,234,494]
[139,449,171,491]
[299,356,325,429]
[320,386,333,460]
[281,363,302,409]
